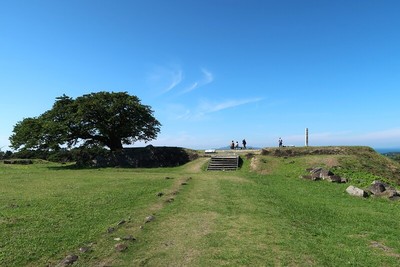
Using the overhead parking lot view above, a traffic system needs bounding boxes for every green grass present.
[1,150,400,266]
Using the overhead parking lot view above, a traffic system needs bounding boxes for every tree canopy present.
[10,91,161,151]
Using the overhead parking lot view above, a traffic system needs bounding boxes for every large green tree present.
[10,91,161,151]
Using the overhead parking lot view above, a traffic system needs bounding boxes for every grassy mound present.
[1,146,400,266]
[260,146,400,186]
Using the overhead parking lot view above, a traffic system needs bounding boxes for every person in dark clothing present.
[242,139,247,149]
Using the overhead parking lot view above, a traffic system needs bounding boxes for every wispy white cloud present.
[164,97,264,122]
[199,97,263,114]
[201,68,214,84]
[146,64,183,95]
[163,69,183,93]
[181,68,214,94]
[182,82,199,93]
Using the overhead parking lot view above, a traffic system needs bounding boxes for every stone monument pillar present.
[305,128,309,147]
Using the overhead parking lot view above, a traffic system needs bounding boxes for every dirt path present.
[182,157,209,173]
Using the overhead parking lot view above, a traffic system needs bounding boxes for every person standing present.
[230,140,235,149]
[278,137,283,147]
[242,139,247,149]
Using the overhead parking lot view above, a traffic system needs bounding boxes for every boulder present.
[319,169,334,180]
[368,182,386,195]
[325,175,342,183]
[308,167,333,180]
[346,186,368,198]
[60,254,78,266]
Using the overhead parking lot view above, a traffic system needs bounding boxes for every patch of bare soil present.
[304,156,340,168]
[370,241,400,259]
[250,156,277,175]
[184,157,209,173]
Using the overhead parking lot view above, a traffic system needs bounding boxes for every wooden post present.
[305,128,309,147]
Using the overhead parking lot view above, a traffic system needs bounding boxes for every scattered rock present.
[365,181,400,200]
[305,169,399,201]
[165,176,173,179]
[122,235,136,241]
[107,227,115,233]
[79,247,90,253]
[117,220,126,226]
[156,192,164,197]
[4,159,33,165]
[306,167,347,183]
[145,215,155,223]
[181,182,188,185]
[60,254,78,266]
[114,243,128,252]
[346,186,368,198]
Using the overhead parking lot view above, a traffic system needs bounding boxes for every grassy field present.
[1,148,400,266]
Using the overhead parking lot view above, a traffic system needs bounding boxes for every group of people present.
[230,139,247,150]
[228,138,284,149]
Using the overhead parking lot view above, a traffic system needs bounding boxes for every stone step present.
[207,156,239,171]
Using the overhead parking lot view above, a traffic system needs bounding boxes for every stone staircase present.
[207,155,239,171]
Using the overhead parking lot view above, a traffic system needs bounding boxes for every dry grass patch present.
[303,155,340,168]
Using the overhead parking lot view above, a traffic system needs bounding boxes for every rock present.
[310,172,322,181]
[301,175,311,180]
[308,167,334,180]
[122,235,136,241]
[368,182,386,195]
[301,174,319,181]
[319,169,334,180]
[389,195,400,201]
[114,243,128,252]
[384,187,399,198]
[156,192,164,197]
[107,227,115,233]
[117,220,126,226]
[145,215,155,223]
[346,186,368,197]
[79,246,90,253]
[326,175,342,183]
[60,254,78,266]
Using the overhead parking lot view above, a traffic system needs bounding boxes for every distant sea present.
[374,148,400,154]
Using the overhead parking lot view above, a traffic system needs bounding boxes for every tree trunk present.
[108,138,123,151]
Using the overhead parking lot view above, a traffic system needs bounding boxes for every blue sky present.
[1,0,400,150]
